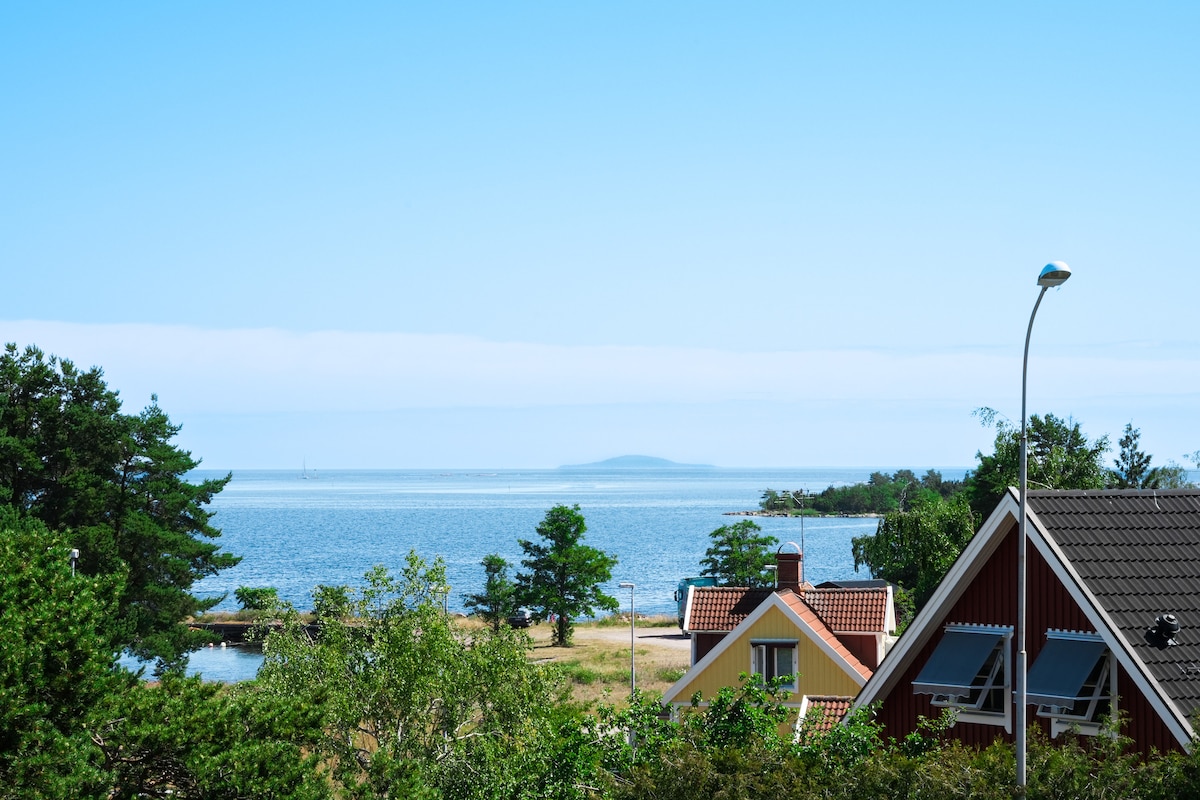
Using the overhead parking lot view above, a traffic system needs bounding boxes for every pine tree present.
[462,554,519,632]
[0,344,237,669]
[1110,423,1153,488]
[516,505,618,646]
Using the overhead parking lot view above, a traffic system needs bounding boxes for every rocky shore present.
[723,510,883,518]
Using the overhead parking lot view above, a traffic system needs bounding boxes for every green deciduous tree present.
[0,344,238,669]
[462,553,519,632]
[700,519,779,588]
[257,554,578,798]
[806,469,958,516]
[235,586,279,612]
[759,489,807,514]
[964,408,1110,520]
[517,504,618,647]
[311,583,352,622]
[852,494,977,614]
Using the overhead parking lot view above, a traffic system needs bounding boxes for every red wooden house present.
[852,489,1200,753]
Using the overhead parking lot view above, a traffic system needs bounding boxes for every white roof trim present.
[797,694,812,720]
[663,591,867,706]
[853,487,1195,750]
[681,584,696,632]
[853,489,1021,711]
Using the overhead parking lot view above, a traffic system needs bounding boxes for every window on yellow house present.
[751,639,798,691]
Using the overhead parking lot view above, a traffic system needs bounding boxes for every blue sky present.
[2,3,1198,470]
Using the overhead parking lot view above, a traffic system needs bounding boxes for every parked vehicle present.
[674,576,718,632]
[507,608,533,628]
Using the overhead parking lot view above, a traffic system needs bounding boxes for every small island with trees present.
[742,468,964,518]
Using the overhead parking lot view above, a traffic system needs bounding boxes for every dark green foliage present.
[1111,422,1155,488]
[0,344,238,669]
[964,408,1110,520]
[0,509,326,800]
[87,676,331,800]
[687,675,795,752]
[0,510,124,797]
[806,469,961,515]
[517,504,619,646]
[591,675,796,799]
[462,553,519,632]
[794,703,888,768]
[598,696,1200,800]
[760,488,806,513]
[234,585,279,611]
[700,519,779,588]
[852,494,977,613]
[920,468,964,497]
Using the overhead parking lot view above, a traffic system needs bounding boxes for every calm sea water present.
[173,466,968,681]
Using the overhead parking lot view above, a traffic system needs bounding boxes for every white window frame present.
[1033,632,1115,738]
[927,624,1013,731]
[750,639,798,691]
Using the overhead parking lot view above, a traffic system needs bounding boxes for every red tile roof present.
[687,585,893,636]
[686,587,774,632]
[801,586,891,633]
[777,591,873,682]
[797,695,854,736]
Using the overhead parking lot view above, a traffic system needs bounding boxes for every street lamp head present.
[1037,261,1071,287]
[619,582,635,589]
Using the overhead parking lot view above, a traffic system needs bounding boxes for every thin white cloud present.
[3,321,1198,419]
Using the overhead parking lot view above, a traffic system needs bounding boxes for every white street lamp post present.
[1017,261,1072,795]
[619,582,636,698]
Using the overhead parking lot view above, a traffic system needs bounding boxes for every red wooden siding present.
[873,520,1182,753]
[694,632,724,664]
[839,632,880,671]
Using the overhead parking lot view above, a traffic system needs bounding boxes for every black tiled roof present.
[1028,490,1200,719]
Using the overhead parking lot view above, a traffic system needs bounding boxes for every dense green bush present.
[234,585,279,611]
[12,523,1200,799]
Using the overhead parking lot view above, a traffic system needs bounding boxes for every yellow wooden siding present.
[672,604,862,705]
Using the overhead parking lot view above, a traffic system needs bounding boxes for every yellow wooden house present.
[662,588,875,733]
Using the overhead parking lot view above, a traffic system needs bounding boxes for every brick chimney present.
[776,542,803,593]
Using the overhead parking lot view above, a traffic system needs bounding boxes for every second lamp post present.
[619,581,636,698]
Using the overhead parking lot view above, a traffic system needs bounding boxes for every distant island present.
[558,455,715,470]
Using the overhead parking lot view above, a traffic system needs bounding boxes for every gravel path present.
[578,625,692,652]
